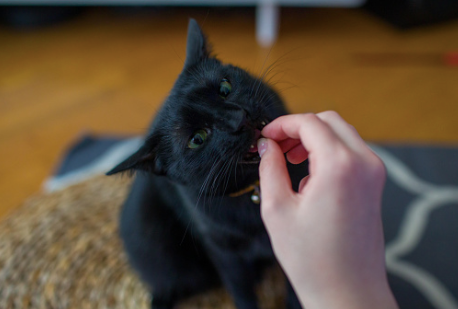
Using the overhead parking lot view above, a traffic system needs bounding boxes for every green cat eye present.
[219,79,232,98]
[188,129,208,149]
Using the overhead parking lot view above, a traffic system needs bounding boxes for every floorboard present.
[1,7,457,218]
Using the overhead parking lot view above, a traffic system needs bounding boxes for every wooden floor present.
[1,7,458,218]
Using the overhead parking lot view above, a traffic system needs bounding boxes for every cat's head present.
[108,19,287,195]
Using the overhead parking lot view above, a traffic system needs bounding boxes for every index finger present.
[262,113,341,157]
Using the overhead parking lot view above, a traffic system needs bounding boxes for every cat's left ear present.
[106,137,165,176]
[184,18,211,68]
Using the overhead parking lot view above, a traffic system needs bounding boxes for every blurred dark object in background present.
[0,6,82,29]
[365,0,458,28]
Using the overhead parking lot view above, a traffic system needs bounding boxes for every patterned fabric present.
[372,145,458,309]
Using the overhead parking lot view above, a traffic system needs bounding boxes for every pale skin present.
[257,111,399,309]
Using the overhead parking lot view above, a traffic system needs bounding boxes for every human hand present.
[257,111,398,309]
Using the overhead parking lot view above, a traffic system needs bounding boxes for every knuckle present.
[347,124,358,134]
[298,113,318,123]
[326,145,387,188]
[331,147,372,180]
[319,110,341,121]
[333,146,355,170]
[368,154,387,182]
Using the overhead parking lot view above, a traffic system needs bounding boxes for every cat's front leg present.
[151,296,174,309]
[205,245,260,309]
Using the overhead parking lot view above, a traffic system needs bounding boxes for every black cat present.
[108,19,307,309]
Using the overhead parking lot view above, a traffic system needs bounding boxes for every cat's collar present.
[228,180,260,204]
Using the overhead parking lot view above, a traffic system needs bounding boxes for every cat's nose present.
[228,108,256,133]
[216,105,250,133]
[233,109,249,132]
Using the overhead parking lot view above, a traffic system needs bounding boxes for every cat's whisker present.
[215,158,235,207]
[265,70,287,87]
[208,156,230,204]
[210,160,225,193]
[233,157,239,189]
[255,45,274,86]
[254,47,306,103]
[205,164,224,211]
[183,157,222,244]
[197,161,215,200]
[257,88,277,110]
[214,151,239,210]
[196,156,221,208]
[261,47,306,77]
[222,155,237,196]
[258,57,284,83]
[207,158,227,203]
[216,159,232,208]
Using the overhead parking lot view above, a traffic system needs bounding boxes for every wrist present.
[294,277,398,309]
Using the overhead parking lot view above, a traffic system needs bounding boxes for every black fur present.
[108,19,307,309]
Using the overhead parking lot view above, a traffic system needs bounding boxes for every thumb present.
[258,138,294,207]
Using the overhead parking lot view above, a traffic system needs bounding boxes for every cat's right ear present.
[106,139,165,176]
[184,19,211,68]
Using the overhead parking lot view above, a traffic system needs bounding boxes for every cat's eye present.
[188,129,208,149]
[219,79,232,98]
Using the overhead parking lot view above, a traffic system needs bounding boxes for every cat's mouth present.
[240,146,261,164]
[238,120,268,165]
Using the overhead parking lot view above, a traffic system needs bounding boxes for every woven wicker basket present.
[0,175,285,309]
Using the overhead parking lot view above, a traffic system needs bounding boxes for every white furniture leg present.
[256,1,280,47]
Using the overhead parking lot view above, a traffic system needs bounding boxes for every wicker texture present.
[0,175,285,309]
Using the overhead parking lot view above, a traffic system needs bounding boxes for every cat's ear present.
[106,137,165,176]
[184,18,211,68]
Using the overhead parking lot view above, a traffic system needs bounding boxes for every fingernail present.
[257,138,268,158]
